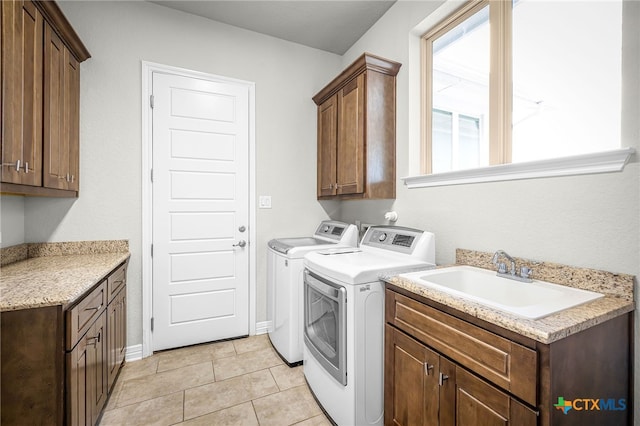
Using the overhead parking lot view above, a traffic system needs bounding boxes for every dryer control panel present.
[361,226,435,263]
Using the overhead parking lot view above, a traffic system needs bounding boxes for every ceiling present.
[148,1,396,55]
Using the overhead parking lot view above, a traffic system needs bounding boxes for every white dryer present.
[267,220,358,365]
[303,226,436,426]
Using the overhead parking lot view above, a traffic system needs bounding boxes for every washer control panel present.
[314,221,348,240]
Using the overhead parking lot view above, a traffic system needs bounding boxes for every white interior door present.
[152,71,249,351]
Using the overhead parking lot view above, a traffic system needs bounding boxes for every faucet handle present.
[520,266,533,279]
[497,262,507,274]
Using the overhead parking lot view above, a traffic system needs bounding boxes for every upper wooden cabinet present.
[1,1,43,187]
[313,53,401,200]
[1,0,90,197]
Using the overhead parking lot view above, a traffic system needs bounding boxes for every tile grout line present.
[268,365,283,392]
[250,399,261,425]
[181,390,185,424]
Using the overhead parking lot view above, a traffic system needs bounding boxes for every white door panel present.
[152,71,249,351]
[170,212,234,240]
[170,130,235,161]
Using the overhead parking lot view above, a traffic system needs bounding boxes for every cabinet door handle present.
[424,362,434,376]
[23,162,29,173]
[84,305,101,312]
[86,332,101,345]
[438,372,449,386]
[2,160,21,172]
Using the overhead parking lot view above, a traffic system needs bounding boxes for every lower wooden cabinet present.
[385,286,632,426]
[0,261,127,425]
[385,325,536,426]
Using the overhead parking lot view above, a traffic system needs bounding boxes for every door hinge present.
[150,168,153,182]
[151,317,154,332]
[151,244,153,257]
[150,94,154,109]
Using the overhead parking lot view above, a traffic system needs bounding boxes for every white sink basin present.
[398,265,604,319]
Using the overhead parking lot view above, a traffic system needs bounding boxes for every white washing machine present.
[267,220,358,365]
[303,226,435,426]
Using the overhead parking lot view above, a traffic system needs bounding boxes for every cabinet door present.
[91,310,108,426]
[107,287,127,391]
[68,310,107,426]
[1,0,43,186]
[68,332,90,426]
[442,363,536,426]
[43,22,79,190]
[385,325,439,426]
[336,73,365,195]
[63,46,80,191]
[317,94,337,197]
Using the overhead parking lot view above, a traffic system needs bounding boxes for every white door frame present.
[141,61,257,358]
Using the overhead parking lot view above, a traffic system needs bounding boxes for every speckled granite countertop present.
[0,241,130,312]
[384,249,635,344]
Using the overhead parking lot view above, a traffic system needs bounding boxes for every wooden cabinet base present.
[1,261,127,426]
[385,286,632,426]
[1,306,65,425]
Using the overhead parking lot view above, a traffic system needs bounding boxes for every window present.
[420,0,625,177]
[433,109,483,173]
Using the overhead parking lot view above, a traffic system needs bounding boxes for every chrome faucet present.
[491,250,533,283]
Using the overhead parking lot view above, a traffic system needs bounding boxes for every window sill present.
[402,148,635,188]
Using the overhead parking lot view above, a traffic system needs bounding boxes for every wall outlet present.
[258,195,272,209]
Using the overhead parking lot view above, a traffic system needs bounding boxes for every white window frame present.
[404,0,635,188]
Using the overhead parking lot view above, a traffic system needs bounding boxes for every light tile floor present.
[100,335,332,426]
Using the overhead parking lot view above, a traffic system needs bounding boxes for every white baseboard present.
[126,323,270,361]
[255,321,271,335]
[125,344,143,362]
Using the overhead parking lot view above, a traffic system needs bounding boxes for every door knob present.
[233,240,247,248]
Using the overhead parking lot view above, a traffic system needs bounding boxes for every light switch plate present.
[259,195,272,209]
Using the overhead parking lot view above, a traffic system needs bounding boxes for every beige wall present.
[337,0,640,419]
[8,0,342,347]
[0,196,25,247]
